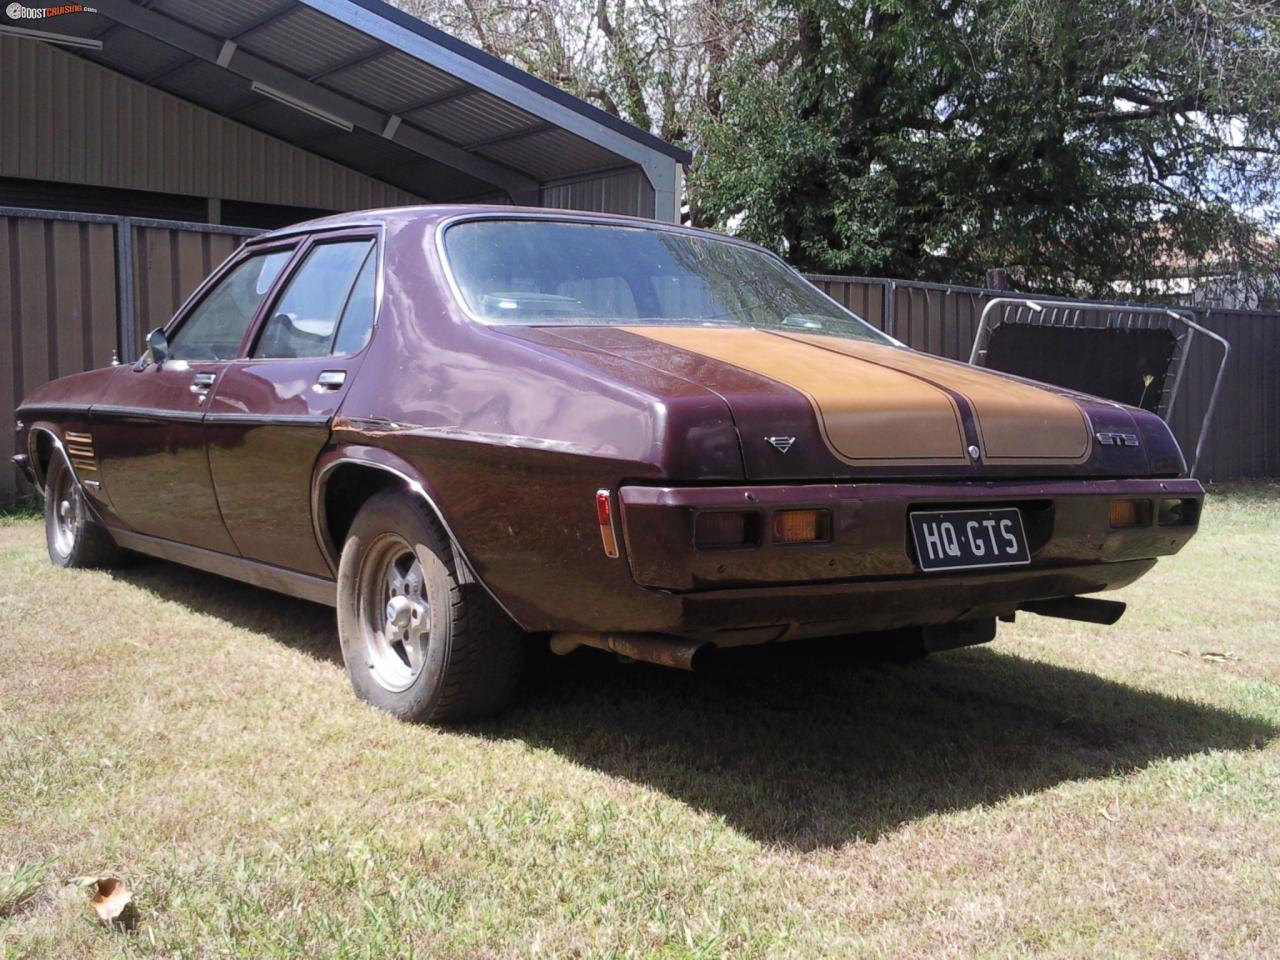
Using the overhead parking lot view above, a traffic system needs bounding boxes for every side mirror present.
[146,327,169,366]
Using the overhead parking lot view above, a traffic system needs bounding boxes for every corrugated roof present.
[325,51,460,112]
[238,6,376,77]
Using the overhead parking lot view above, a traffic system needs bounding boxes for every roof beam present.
[394,84,474,117]
[91,0,540,199]
[465,122,554,151]
[145,54,198,85]
[307,45,387,82]
[230,4,300,41]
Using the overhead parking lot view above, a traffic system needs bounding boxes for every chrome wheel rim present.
[358,534,431,693]
[50,466,79,557]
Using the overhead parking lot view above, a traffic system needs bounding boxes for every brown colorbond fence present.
[2,207,256,504]
[2,209,1277,504]
[807,275,1280,482]
[131,224,247,356]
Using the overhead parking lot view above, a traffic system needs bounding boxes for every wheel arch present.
[27,424,74,496]
[311,447,512,615]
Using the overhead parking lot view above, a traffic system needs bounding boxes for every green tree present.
[689,0,1280,296]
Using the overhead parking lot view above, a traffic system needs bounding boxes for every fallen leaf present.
[1199,651,1240,663]
[89,877,135,928]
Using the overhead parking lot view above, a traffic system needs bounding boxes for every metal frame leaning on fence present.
[969,297,1231,478]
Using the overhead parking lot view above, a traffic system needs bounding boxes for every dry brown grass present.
[1,484,1277,958]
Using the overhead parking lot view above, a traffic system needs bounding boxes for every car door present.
[93,245,296,554]
[204,232,379,578]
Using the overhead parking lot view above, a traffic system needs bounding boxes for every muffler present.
[1021,596,1126,625]
[549,631,710,671]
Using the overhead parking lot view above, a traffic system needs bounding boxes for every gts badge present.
[765,436,796,454]
[1096,431,1139,447]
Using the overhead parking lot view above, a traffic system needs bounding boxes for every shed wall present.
[540,168,654,218]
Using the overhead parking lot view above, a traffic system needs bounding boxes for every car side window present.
[253,239,376,359]
[331,247,377,356]
[168,250,293,361]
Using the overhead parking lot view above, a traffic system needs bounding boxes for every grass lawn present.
[1,484,1278,958]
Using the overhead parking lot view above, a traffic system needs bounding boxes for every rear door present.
[205,231,379,577]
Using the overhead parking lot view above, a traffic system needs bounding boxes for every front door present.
[93,246,296,554]
[205,234,378,577]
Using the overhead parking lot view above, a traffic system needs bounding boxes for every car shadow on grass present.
[111,559,1276,852]
[109,559,343,667]
[481,637,1277,850]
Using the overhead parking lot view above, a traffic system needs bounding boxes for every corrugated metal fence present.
[2,208,1277,504]
[2,207,256,503]
[808,275,1280,482]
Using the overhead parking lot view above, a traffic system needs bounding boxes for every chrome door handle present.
[190,372,217,394]
[315,370,346,390]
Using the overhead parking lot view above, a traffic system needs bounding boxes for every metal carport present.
[1,0,688,221]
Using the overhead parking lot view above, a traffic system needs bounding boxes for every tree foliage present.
[397,0,1280,297]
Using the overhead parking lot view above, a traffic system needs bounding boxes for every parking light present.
[772,509,830,544]
[1109,499,1152,528]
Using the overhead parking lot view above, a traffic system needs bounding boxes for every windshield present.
[442,219,891,343]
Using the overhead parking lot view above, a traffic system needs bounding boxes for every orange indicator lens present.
[1109,499,1151,528]
[772,509,829,543]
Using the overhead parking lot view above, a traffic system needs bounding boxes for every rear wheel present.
[43,456,126,569]
[336,492,525,722]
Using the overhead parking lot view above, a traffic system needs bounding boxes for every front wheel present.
[44,456,126,569]
[336,492,525,722]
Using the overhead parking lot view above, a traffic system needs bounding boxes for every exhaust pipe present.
[549,631,710,671]
[1021,596,1126,625]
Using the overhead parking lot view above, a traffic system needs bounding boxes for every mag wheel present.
[336,491,525,722]
[356,533,430,694]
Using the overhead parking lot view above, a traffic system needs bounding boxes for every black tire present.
[336,491,525,722]
[43,456,127,569]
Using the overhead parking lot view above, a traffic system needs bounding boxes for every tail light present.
[694,510,760,549]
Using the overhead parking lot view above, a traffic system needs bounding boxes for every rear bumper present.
[613,478,1200,639]
[652,558,1158,643]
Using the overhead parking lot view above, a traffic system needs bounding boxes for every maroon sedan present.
[14,207,1202,721]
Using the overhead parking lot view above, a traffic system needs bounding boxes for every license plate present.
[909,508,1031,572]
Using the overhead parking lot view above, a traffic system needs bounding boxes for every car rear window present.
[442,219,890,344]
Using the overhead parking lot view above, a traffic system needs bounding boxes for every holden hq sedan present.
[14,207,1203,721]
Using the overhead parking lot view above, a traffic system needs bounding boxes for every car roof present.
[245,204,669,244]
